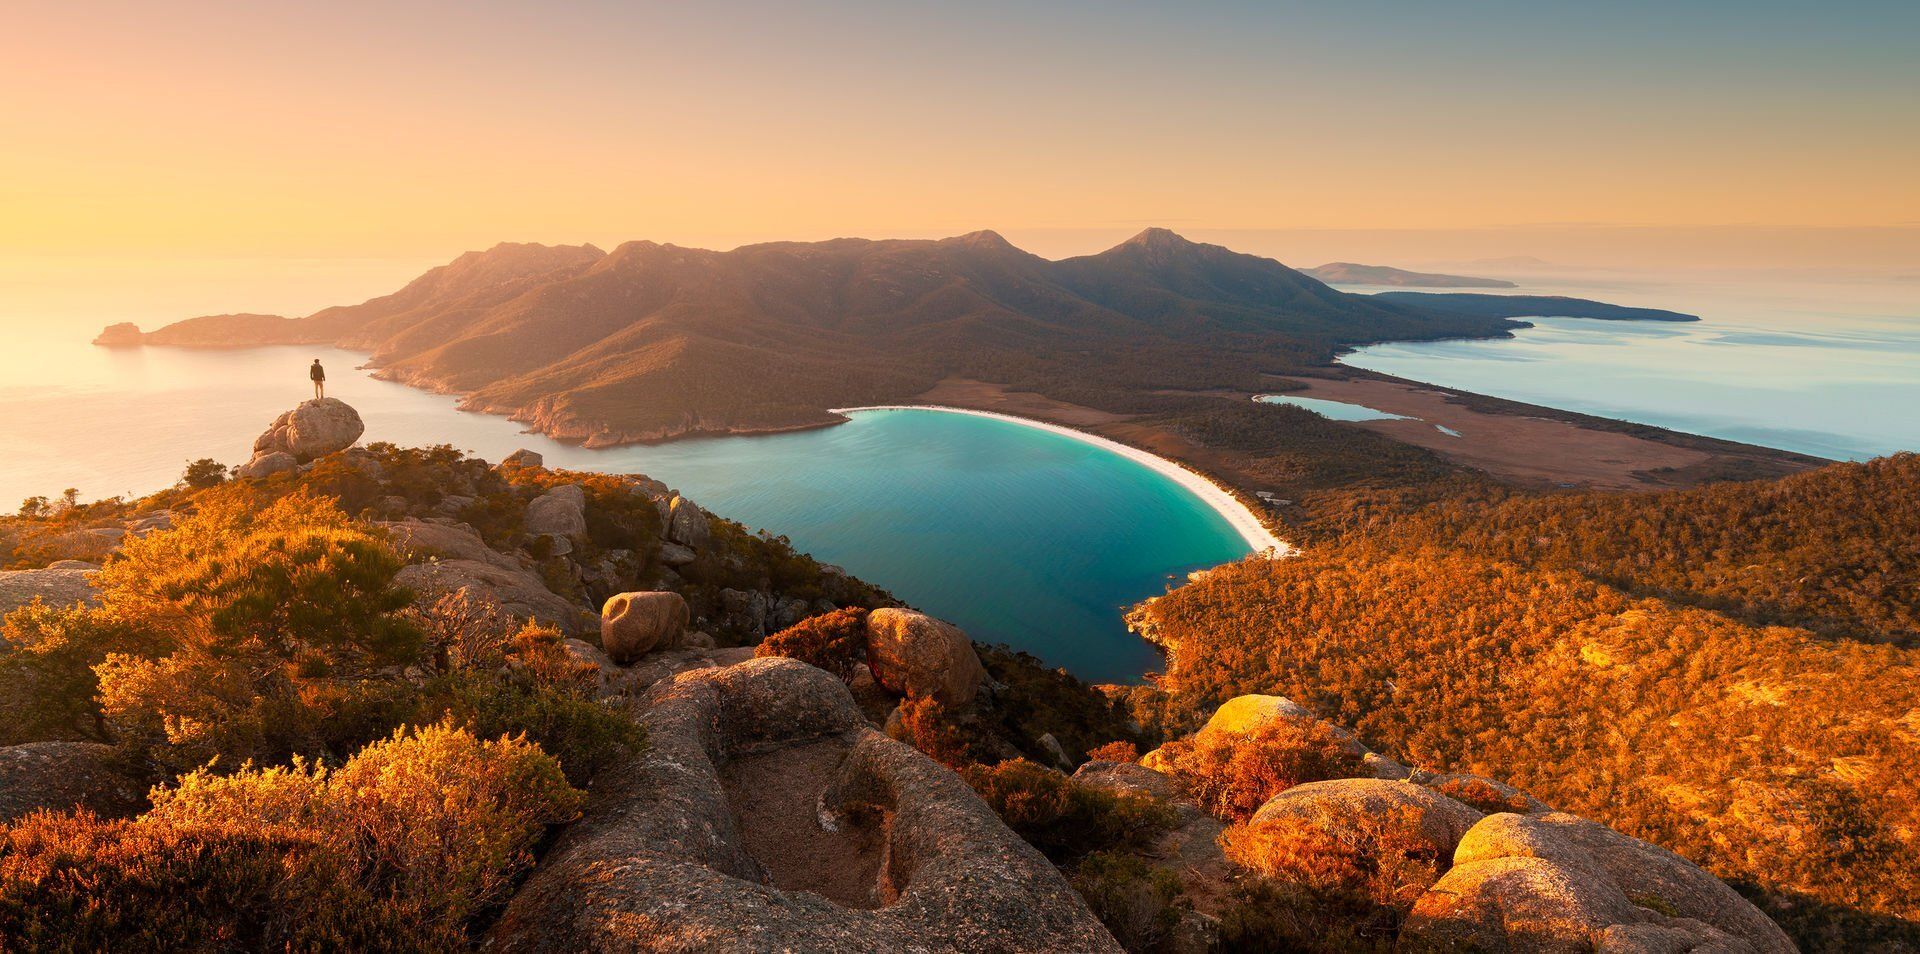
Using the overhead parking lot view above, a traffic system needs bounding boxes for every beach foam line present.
[830,405,1293,557]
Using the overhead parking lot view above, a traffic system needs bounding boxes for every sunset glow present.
[5,1,1916,263]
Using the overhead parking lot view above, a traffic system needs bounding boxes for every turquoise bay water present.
[1339,272,1920,461]
[1256,394,1411,421]
[0,332,1248,681]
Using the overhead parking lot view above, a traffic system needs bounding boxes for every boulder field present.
[1095,693,1795,953]
[491,658,1119,953]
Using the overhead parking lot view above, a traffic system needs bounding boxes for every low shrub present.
[1423,775,1534,815]
[413,670,642,787]
[963,759,1176,862]
[1072,851,1189,953]
[888,695,992,768]
[1220,804,1445,915]
[1086,741,1140,763]
[755,607,870,684]
[1156,719,1365,822]
[1215,876,1396,954]
[0,723,583,949]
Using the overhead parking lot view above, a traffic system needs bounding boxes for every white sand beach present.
[831,405,1293,556]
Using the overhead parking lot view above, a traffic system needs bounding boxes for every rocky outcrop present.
[0,567,100,616]
[863,608,987,707]
[234,450,297,479]
[1126,694,1792,952]
[1141,692,1372,773]
[501,448,544,468]
[1242,778,1485,862]
[379,518,521,571]
[491,657,1119,952]
[665,495,711,549]
[1403,812,1795,954]
[524,484,587,540]
[395,559,595,636]
[91,322,144,347]
[0,742,143,823]
[248,398,365,465]
[600,591,689,662]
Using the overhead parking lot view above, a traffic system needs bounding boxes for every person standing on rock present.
[309,359,326,400]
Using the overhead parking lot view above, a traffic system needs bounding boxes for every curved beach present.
[831,404,1293,556]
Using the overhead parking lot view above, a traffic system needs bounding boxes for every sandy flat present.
[1282,376,1728,491]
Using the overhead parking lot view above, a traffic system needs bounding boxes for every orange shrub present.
[755,607,870,684]
[1221,804,1445,915]
[0,722,585,948]
[1156,719,1365,822]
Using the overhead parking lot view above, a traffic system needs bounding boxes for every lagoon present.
[0,333,1251,682]
[1339,271,1920,461]
[1255,394,1412,422]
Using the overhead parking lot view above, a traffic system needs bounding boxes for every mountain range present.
[108,229,1529,445]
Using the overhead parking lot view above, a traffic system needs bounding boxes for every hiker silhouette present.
[310,359,326,400]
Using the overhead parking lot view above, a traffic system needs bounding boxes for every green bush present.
[1072,851,1189,953]
[962,759,1176,863]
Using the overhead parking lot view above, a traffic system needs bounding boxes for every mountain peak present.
[1119,227,1194,251]
[947,229,1017,251]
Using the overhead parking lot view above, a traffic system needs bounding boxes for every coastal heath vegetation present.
[1128,454,1920,949]
[0,479,641,945]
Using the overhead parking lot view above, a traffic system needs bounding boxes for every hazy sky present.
[3,0,1917,263]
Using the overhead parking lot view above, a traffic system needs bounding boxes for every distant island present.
[1303,262,1515,288]
[1370,292,1699,322]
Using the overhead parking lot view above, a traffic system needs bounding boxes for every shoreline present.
[830,404,1293,557]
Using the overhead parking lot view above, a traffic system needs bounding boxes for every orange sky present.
[3,1,1917,265]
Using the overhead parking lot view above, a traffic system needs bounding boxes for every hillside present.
[0,400,1802,952]
[109,231,1523,445]
[1128,454,1920,950]
[1303,262,1516,288]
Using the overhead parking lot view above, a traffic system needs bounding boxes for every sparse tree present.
[181,458,228,489]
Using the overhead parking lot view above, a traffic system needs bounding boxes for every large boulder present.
[234,451,297,479]
[489,657,1120,953]
[501,448,544,469]
[395,559,595,636]
[0,742,144,823]
[718,587,770,637]
[1073,760,1179,801]
[1142,692,1370,772]
[524,484,588,539]
[1202,694,1314,735]
[0,568,99,616]
[252,397,365,462]
[665,495,711,549]
[600,591,690,662]
[1404,812,1794,954]
[1241,778,1484,862]
[863,608,987,707]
